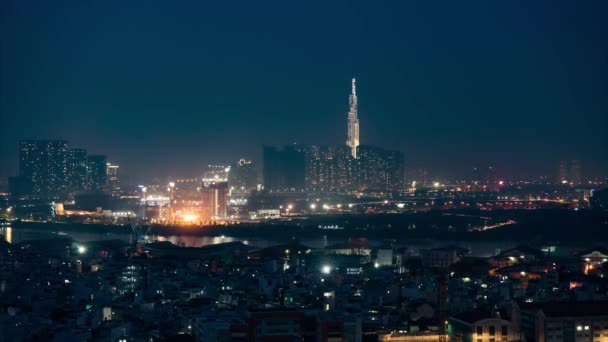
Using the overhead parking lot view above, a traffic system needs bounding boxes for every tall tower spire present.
[346,78,360,159]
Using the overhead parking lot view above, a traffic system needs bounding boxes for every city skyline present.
[2,2,608,340]
[2,1,608,182]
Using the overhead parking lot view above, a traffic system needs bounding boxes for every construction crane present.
[129,220,152,244]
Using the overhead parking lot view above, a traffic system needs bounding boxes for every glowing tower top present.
[346,78,360,159]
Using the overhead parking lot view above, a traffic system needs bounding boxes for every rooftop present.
[519,301,608,317]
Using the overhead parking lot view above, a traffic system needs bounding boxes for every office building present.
[106,162,120,195]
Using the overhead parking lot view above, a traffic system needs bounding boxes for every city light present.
[3,6,606,341]
[182,213,199,223]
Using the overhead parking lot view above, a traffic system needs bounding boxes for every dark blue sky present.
[2,0,607,182]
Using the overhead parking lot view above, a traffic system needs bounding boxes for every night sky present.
[2,0,607,183]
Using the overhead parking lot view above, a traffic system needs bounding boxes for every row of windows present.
[476,325,509,335]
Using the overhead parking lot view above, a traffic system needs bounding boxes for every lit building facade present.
[346,78,360,159]
[67,148,89,193]
[263,143,404,193]
[201,181,228,220]
[13,140,116,198]
[449,312,519,342]
[106,162,120,195]
[516,302,608,342]
[203,164,230,183]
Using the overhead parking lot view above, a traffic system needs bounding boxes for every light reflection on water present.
[0,226,526,257]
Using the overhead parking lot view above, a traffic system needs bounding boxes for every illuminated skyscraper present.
[106,162,120,195]
[346,78,360,159]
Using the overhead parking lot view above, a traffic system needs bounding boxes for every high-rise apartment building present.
[303,145,404,192]
[357,145,404,192]
[18,140,69,196]
[201,181,228,220]
[11,140,115,198]
[67,148,88,193]
[305,145,355,192]
[87,155,108,193]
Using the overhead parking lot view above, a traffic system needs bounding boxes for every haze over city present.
[2,0,608,183]
[1,2,608,342]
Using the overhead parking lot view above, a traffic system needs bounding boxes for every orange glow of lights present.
[182,213,199,223]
